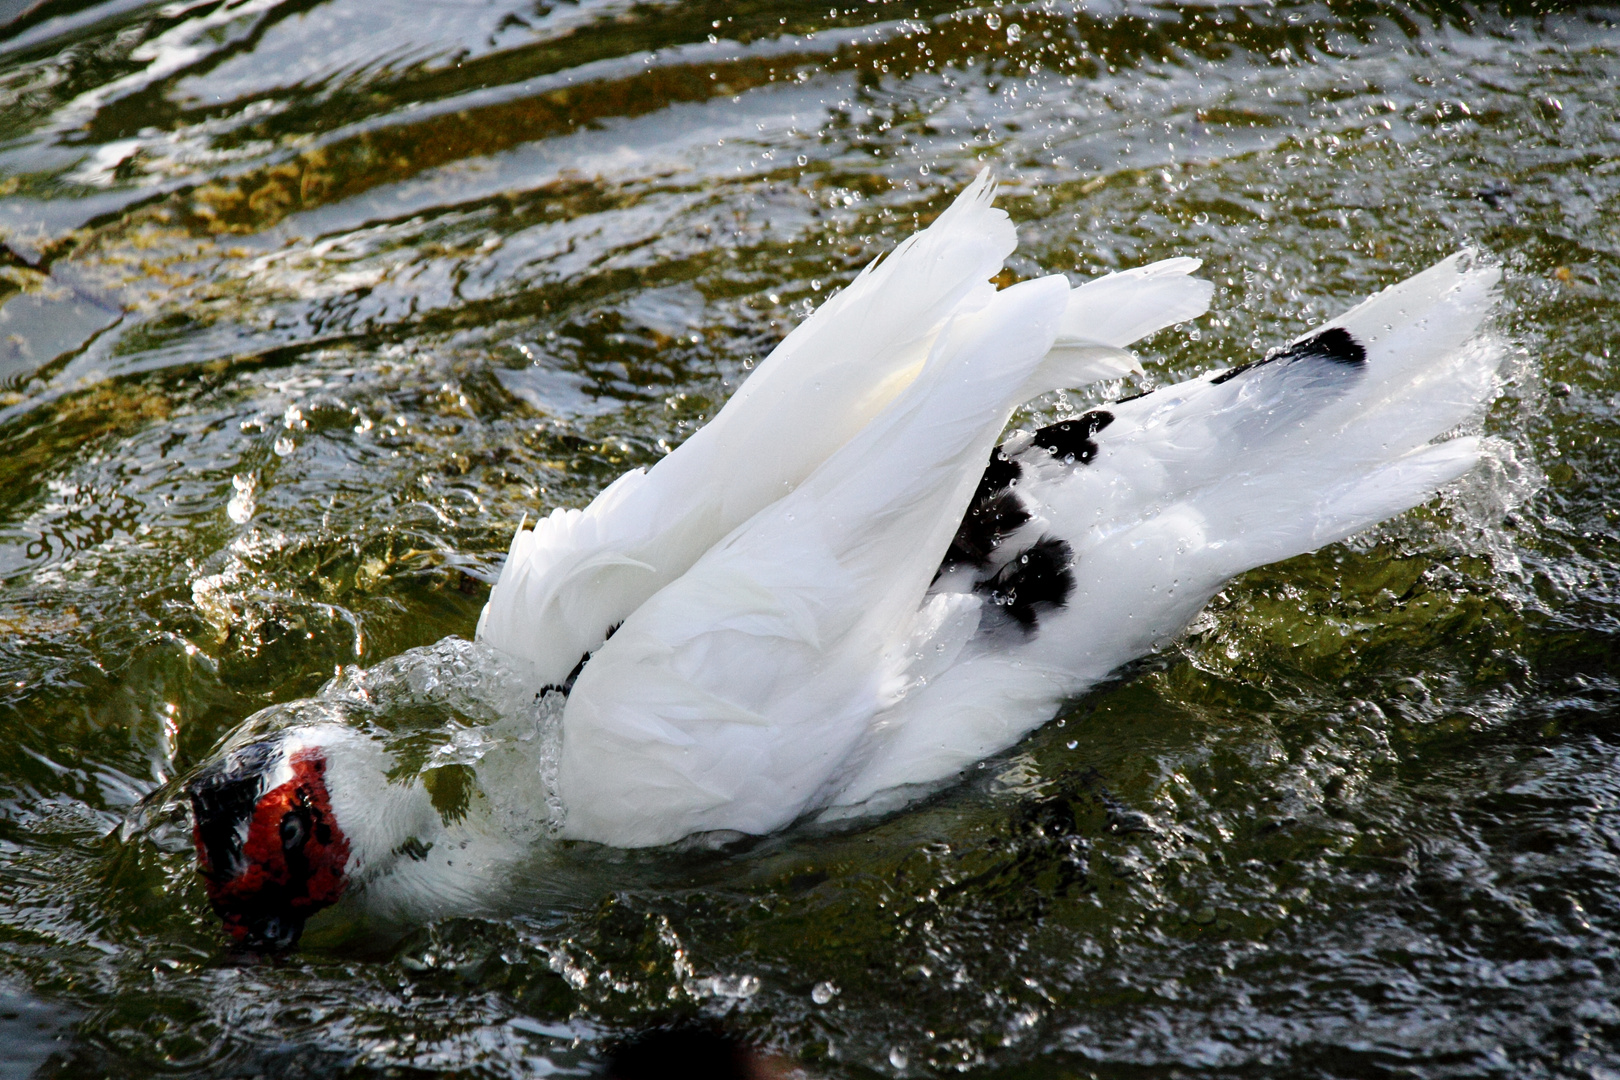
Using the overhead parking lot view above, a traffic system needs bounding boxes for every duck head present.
[186,731,351,950]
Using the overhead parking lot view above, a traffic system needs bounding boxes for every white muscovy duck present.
[182,172,1503,948]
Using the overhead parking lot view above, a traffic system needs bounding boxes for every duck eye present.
[279,811,309,851]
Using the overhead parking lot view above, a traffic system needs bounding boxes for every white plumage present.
[820,253,1501,813]
[473,171,1212,692]
[475,173,1502,847]
[187,172,1504,942]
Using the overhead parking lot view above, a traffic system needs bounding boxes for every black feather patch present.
[976,536,1076,630]
[1210,326,1367,386]
[1031,410,1115,465]
[941,448,1029,571]
[539,621,623,698]
[979,446,1021,495]
[540,651,590,698]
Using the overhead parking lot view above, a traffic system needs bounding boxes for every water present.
[0,0,1617,1075]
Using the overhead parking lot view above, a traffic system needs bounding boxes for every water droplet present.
[797,154,808,166]
[890,1047,909,1069]
[227,472,256,524]
[812,980,838,1004]
[985,12,1001,30]
[1006,23,1021,43]
[273,435,295,457]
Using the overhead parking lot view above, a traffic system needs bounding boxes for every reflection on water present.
[0,0,1618,1076]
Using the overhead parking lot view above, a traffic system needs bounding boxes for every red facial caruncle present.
[187,738,350,950]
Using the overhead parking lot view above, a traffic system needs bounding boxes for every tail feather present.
[1303,437,1484,551]
[1090,254,1501,508]
[1306,252,1503,461]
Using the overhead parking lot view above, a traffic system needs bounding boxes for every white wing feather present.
[558,276,1072,845]
[477,174,1213,689]
[475,171,1016,686]
[1019,256,1215,396]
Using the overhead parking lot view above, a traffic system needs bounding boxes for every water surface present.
[1,0,1618,1076]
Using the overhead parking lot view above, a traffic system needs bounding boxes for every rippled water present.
[1,0,1618,1076]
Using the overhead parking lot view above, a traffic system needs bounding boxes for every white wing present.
[557,276,1073,846]
[477,173,1212,689]
[476,171,1011,686]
